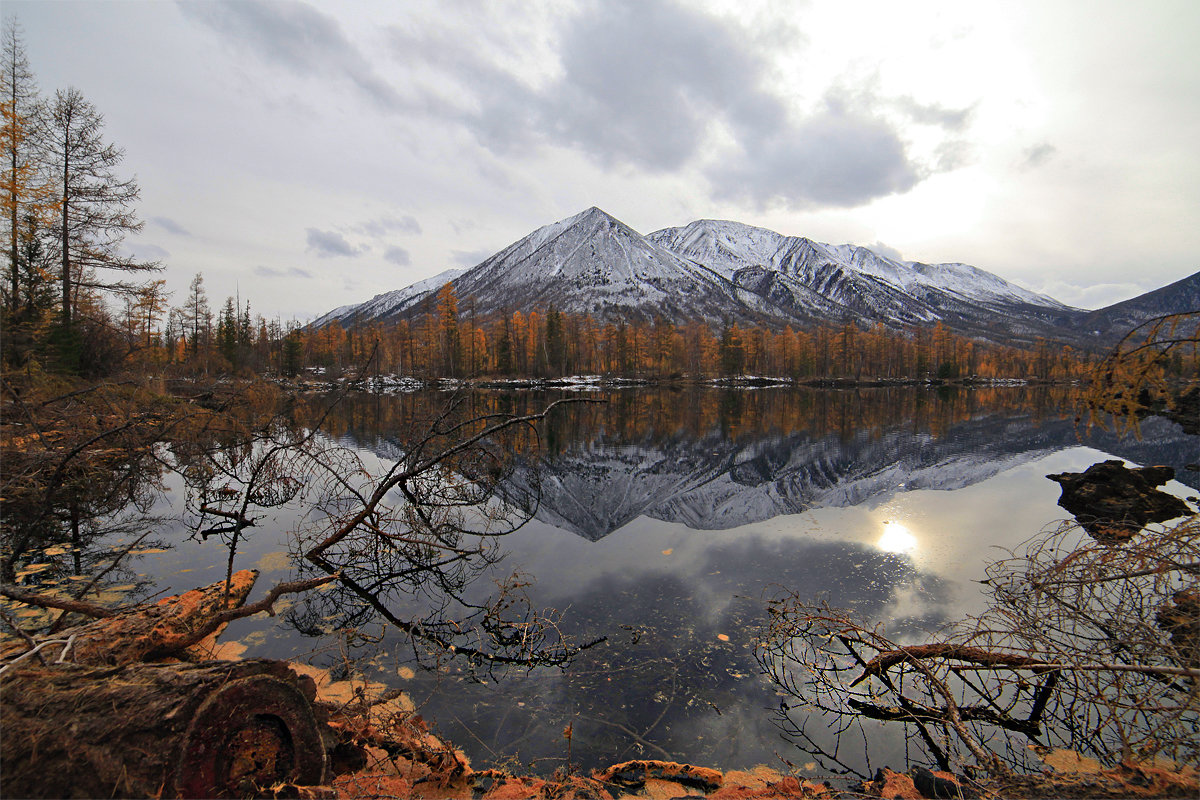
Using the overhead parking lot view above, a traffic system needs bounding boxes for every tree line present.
[2,20,161,375]
[298,283,1094,382]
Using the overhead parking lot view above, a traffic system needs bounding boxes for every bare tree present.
[163,384,602,676]
[44,86,158,327]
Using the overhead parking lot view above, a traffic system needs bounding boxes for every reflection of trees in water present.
[1,382,177,622]
[391,536,950,774]
[758,515,1200,780]
[310,385,1074,457]
[317,386,1146,541]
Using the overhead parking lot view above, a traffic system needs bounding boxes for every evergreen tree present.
[282,332,302,377]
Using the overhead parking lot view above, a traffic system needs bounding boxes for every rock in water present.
[1047,459,1192,542]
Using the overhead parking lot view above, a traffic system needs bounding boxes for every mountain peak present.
[313,208,1180,345]
[563,205,621,227]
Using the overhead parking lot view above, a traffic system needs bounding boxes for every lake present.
[109,386,1200,778]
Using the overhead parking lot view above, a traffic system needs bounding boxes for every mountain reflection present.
[282,386,1195,774]
[309,386,1197,541]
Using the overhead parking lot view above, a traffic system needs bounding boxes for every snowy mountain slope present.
[310,267,466,328]
[649,219,1072,332]
[448,207,741,322]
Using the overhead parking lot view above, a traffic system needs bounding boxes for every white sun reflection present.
[877,521,918,554]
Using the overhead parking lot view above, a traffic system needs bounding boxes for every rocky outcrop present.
[1047,460,1193,542]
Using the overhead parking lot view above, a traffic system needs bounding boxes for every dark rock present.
[1047,459,1193,542]
[593,760,723,794]
[911,766,976,799]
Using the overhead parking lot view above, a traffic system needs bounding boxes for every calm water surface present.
[132,387,1198,777]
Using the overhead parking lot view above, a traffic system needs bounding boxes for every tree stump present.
[0,658,328,798]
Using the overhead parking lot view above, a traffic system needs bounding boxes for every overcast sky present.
[10,0,1198,320]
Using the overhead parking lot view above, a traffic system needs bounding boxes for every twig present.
[0,639,73,675]
[0,607,45,664]
[48,531,153,634]
[0,586,115,618]
[576,713,674,761]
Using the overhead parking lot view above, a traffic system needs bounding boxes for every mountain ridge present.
[314,206,1193,346]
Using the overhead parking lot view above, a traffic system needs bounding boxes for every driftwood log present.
[0,571,340,797]
[0,658,328,798]
[0,569,260,667]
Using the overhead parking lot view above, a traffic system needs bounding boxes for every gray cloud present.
[185,0,942,211]
[1021,142,1057,170]
[707,106,921,208]
[255,265,313,279]
[895,96,974,131]
[360,215,421,237]
[382,246,411,266]
[386,0,923,210]
[178,0,403,110]
[451,248,493,267]
[151,216,191,236]
[305,227,362,258]
[525,0,782,170]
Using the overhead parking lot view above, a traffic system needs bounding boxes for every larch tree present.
[434,282,461,376]
[45,86,158,328]
[2,18,55,317]
[179,272,210,358]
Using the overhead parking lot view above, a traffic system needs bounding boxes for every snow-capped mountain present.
[649,219,1073,335]
[313,206,1110,340]
[448,207,741,322]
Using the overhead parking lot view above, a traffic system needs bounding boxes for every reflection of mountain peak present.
[349,392,1196,542]
[505,416,1197,540]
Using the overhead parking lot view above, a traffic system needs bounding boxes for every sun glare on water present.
[877,521,918,554]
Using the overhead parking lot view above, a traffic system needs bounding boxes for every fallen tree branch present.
[0,585,116,618]
[850,643,1046,686]
[147,574,342,659]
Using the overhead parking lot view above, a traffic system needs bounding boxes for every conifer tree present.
[2,18,55,317]
[45,86,158,327]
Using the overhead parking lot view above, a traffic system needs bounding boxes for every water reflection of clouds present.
[395,527,956,773]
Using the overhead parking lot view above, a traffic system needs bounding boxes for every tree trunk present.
[1,569,259,666]
[0,658,328,798]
